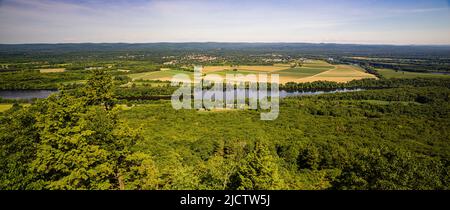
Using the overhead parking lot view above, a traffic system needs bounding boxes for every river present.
[0,88,363,100]
[0,90,58,99]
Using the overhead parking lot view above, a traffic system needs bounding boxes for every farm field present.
[376,68,450,79]
[128,60,376,84]
[288,65,377,83]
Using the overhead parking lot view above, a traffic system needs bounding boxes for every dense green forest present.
[1,70,449,190]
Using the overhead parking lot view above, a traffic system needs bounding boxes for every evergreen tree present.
[0,70,157,190]
[84,69,115,110]
[230,142,284,190]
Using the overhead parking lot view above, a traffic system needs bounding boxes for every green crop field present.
[128,69,194,81]
[376,68,450,79]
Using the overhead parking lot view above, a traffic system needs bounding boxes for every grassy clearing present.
[376,68,450,79]
[0,104,12,112]
[39,68,66,73]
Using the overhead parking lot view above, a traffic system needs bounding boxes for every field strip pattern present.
[127,61,377,84]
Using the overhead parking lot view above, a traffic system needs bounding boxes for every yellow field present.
[39,68,65,73]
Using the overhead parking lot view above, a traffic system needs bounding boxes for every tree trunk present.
[117,172,125,190]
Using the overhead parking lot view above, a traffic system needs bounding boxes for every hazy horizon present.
[1,0,449,45]
[2,42,450,47]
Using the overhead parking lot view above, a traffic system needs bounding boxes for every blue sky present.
[0,0,449,44]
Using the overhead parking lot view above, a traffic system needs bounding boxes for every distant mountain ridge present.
[1,42,450,57]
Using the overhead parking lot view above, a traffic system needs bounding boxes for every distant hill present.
[1,43,450,58]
